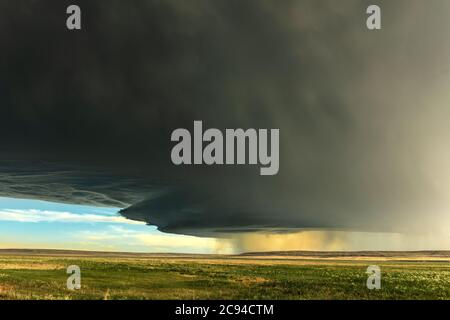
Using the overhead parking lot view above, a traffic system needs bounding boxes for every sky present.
[0,195,449,253]
[0,0,450,252]
[0,197,231,253]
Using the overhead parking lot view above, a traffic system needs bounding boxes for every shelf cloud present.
[1,0,450,240]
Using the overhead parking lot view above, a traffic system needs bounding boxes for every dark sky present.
[1,0,450,238]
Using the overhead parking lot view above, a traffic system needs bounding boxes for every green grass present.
[0,255,449,300]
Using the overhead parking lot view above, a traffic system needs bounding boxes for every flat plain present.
[0,249,449,300]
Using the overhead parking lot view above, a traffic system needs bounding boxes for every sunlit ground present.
[0,252,449,300]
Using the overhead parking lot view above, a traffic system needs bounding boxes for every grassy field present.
[0,250,449,300]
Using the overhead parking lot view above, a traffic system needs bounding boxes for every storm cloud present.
[1,0,450,238]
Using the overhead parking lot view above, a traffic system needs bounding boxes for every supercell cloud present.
[1,0,450,238]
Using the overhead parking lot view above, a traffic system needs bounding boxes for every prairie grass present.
[0,254,449,300]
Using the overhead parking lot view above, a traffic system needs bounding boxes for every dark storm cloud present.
[1,0,450,236]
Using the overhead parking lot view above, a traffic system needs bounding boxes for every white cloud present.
[0,209,144,225]
[76,226,235,253]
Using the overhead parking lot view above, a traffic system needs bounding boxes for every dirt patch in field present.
[0,263,63,270]
[0,284,14,292]
[0,284,16,298]
[178,273,197,278]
